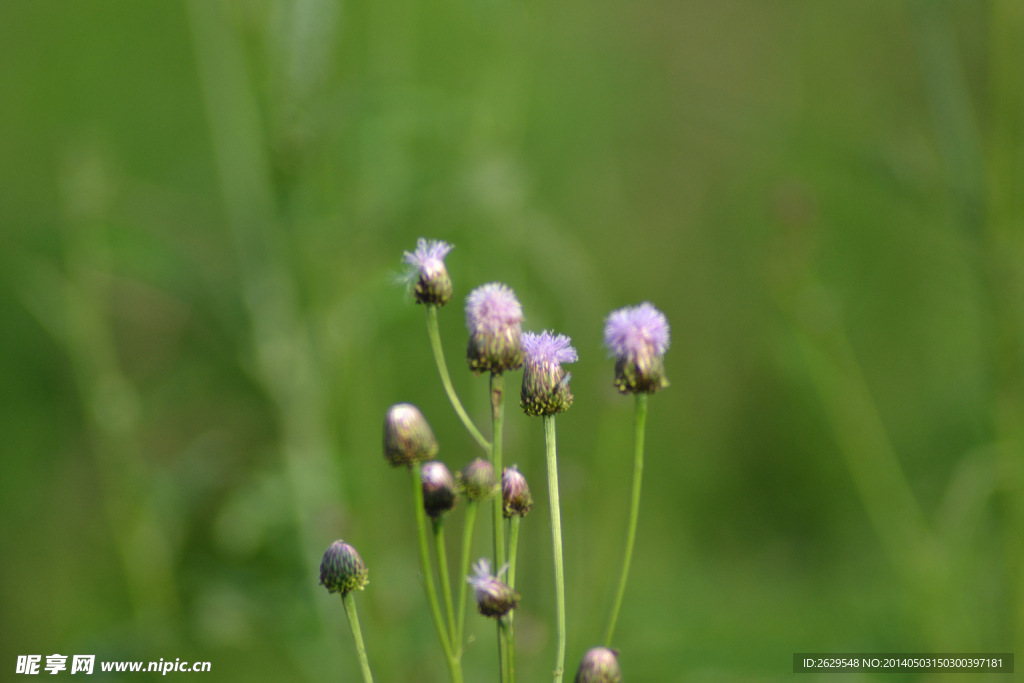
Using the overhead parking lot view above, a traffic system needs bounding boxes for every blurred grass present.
[1,0,1022,681]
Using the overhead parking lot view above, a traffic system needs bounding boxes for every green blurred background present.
[2,0,1023,681]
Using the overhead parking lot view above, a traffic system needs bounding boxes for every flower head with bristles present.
[465,283,524,374]
[603,302,670,394]
[421,461,458,517]
[319,540,369,595]
[402,238,454,306]
[574,647,622,683]
[467,558,520,618]
[520,331,578,416]
[502,465,533,518]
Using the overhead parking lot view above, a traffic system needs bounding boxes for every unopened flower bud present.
[383,403,439,467]
[319,540,369,595]
[421,461,458,517]
[467,559,519,618]
[465,283,524,374]
[502,465,533,518]
[603,302,670,394]
[574,647,622,683]
[403,238,454,306]
[459,457,497,502]
[521,331,578,416]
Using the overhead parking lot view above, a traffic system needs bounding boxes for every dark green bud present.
[459,458,497,502]
[383,403,439,467]
[502,465,533,518]
[421,461,458,517]
[319,540,369,596]
[575,647,622,683]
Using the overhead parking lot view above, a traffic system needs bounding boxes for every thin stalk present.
[433,517,458,647]
[507,515,521,683]
[411,467,463,683]
[544,415,566,683]
[425,305,491,454]
[491,373,508,682]
[456,500,479,651]
[604,393,648,646]
[341,592,375,683]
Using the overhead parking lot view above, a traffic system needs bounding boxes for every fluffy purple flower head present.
[603,302,670,394]
[521,331,577,416]
[402,238,454,305]
[465,283,525,374]
[466,558,519,618]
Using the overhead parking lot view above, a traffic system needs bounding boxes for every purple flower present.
[521,331,578,416]
[465,283,525,374]
[603,302,670,394]
[402,238,454,305]
[466,558,519,618]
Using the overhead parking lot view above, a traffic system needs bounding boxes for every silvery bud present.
[383,403,439,467]
[465,283,524,374]
[521,331,578,416]
[402,238,454,306]
[421,461,458,517]
[459,457,497,502]
[467,559,519,618]
[603,302,670,394]
[574,647,622,683]
[319,540,369,596]
[502,465,533,518]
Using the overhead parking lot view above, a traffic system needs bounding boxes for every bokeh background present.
[2,0,1023,681]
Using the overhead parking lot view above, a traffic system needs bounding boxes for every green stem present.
[604,393,648,647]
[491,373,508,683]
[433,516,458,648]
[425,305,491,454]
[456,500,479,651]
[507,515,521,683]
[342,592,375,683]
[411,467,463,683]
[544,415,566,683]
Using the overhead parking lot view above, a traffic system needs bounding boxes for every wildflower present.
[459,457,497,502]
[383,404,439,467]
[603,302,670,394]
[521,331,578,416]
[574,647,622,683]
[421,461,458,517]
[467,558,519,618]
[465,283,525,374]
[319,540,369,595]
[403,238,454,306]
[502,465,533,517]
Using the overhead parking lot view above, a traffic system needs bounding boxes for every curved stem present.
[433,516,458,647]
[491,373,508,682]
[604,393,648,646]
[425,305,491,454]
[411,467,463,683]
[456,500,479,651]
[507,515,521,683]
[544,415,566,683]
[342,592,375,683]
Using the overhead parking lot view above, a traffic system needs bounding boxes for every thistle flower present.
[465,283,524,374]
[402,238,454,306]
[574,647,622,683]
[467,558,520,618]
[459,457,497,502]
[383,404,439,467]
[502,465,533,517]
[421,461,458,517]
[319,540,369,595]
[520,331,578,416]
[603,302,670,394]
